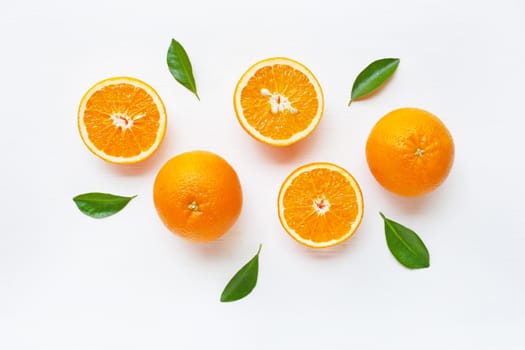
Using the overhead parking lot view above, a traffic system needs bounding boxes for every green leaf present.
[221,244,262,302]
[348,58,400,106]
[73,192,137,218]
[380,212,430,269]
[167,38,200,100]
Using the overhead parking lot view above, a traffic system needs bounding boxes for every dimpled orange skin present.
[153,151,243,242]
[366,108,455,197]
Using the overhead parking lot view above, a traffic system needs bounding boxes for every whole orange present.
[366,107,454,197]
[153,151,243,242]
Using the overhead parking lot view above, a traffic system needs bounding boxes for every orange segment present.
[234,57,324,146]
[277,163,364,248]
[78,77,167,164]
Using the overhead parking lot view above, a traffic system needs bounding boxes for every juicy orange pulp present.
[234,57,324,146]
[78,77,167,164]
[278,163,364,248]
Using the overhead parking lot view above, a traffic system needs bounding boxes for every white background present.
[1,0,524,349]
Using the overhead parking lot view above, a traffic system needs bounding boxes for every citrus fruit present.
[233,57,324,146]
[366,107,454,197]
[153,151,243,242]
[277,163,364,248]
[78,76,167,164]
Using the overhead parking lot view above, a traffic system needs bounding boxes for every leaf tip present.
[412,261,430,269]
[421,255,430,269]
[388,58,400,70]
[379,212,386,220]
[347,99,353,107]
[220,293,232,303]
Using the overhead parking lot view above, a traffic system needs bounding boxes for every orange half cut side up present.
[78,76,167,164]
[278,163,364,248]
[234,57,324,146]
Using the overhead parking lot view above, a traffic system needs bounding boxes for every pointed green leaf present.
[348,58,400,105]
[73,192,137,218]
[167,38,199,100]
[380,213,429,269]
[221,244,262,302]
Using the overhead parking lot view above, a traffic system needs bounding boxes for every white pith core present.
[111,113,133,130]
[415,148,425,157]
[110,112,146,130]
[260,88,298,114]
[313,198,330,215]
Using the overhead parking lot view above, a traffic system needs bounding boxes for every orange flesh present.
[282,168,361,244]
[83,84,161,157]
[240,64,319,140]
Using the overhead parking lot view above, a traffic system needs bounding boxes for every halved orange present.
[233,57,324,146]
[278,163,364,248]
[78,77,167,164]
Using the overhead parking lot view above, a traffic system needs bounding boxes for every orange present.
[366,107,455,197]
[153,151,243,242]
[78,76,167,164]
[233,57,324,146]
[277,163,364,248]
